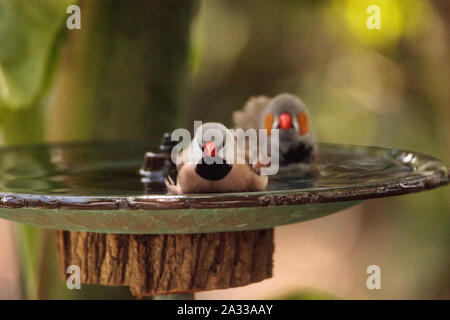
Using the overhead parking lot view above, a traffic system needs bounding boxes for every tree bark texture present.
[57,229,274,297]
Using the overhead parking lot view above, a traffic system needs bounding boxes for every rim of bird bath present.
[0,141,447,234]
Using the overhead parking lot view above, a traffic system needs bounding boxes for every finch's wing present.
[233,96,271,130]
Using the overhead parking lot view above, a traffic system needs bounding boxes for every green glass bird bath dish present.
[0,141,447,234]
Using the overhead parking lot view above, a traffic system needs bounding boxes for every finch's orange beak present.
[203,141,217,157]
[278,112,293,129]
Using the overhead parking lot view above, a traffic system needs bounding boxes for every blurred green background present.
[0,0,448,299]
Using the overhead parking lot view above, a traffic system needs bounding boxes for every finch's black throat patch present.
[195,157,232,181]
[281,142,315,166]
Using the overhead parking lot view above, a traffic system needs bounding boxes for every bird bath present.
[0,141,447,297]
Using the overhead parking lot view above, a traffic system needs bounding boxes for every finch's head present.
[261,93,312,144]
[193,122,233,181]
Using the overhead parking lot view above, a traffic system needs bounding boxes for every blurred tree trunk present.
[6,0,197,299]
[49,0,195,141]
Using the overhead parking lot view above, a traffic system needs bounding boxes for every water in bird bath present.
[0,142,435,196]
[0,141,446,234]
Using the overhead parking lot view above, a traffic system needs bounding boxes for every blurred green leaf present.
[278,289,336,300]
[2,0,198,300]
[0,0,74,110]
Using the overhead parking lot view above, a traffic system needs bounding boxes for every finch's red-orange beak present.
[203,141,217,157]
[278,112,293,129]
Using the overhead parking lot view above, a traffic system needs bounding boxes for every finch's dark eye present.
[217,139,225,150]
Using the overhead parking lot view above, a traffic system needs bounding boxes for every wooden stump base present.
[57,229,274,297]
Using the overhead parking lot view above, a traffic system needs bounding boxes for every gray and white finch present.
[233,93,318,169]
[166,122,268,194]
